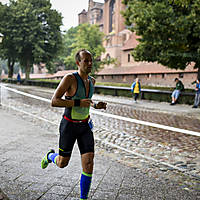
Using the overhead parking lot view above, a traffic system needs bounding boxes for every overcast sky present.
[1,0,104,31]
[50,0,104,31]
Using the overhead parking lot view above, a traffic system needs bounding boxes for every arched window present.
[109,0,115,33]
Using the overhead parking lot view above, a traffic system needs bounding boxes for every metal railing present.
[1,78,195,98]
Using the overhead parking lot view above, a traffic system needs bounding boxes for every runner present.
[41,49,107,200]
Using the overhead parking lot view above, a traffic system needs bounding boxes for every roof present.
[1,70,77,79]
[29,70,76,79]
[78,9,87,15]
[121,33,140,51]
[97,62,197,75]
[53,70,76,77]
[1,64,197,80]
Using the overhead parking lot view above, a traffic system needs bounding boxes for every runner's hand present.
[96,102,107,110]
[80,99,93,107]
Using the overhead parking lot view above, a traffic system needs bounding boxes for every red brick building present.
[78,0,197,88]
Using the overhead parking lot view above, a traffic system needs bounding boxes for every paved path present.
[0,107,199,199]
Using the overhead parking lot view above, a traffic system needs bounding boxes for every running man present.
[41,49,107,200]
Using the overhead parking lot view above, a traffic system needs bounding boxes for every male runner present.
[41,49,107,200]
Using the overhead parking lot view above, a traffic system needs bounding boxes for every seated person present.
[170,78,184,105]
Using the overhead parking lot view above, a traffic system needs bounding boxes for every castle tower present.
[78,9,88,24]
[102,0,127,67]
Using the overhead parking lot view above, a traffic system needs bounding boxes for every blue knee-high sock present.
[80,171,92,200]
[48,153,58,164]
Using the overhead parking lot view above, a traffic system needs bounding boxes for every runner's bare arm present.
[51,74,75,107]
[51,74,93,108]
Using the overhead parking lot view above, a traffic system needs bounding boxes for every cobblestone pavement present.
[0,83,200,199]
[0,106,200,200]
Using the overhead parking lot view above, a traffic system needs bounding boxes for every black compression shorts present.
[58,117,94,157]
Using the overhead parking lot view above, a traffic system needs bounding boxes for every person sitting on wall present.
[170,78,184,105]
[131,78,141,103]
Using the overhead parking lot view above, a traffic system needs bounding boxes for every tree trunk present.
[7,58,15,79]
[25,59,31,80]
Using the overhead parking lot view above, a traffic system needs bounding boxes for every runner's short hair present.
[75,49,91,62]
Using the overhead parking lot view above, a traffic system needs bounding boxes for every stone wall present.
[96,72,197,89]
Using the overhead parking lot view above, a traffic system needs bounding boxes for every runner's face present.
[78,52,93,74]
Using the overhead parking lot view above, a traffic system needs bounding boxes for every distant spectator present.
[192,79,200,108]
[131,78,141,102]
[170,78,184,105]
[17,73,21,84]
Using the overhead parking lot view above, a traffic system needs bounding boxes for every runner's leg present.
[80,152,94,200]
[77,123,94,200]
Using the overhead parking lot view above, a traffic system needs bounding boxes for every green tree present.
[0,59,7,75]
[0,58,21,76]
[0,2,17,78]
[54,26,79,71]
[168,0,192,7]
[122,0,200,79]
[0,0,63,79]
[64,23,106,75]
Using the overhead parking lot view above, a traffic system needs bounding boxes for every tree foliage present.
[0,59,20,75]
[0,2,18,78]
[0,59,7,75]
[54,26,79,71]
[64,23,106,75]
[122,0,200,78]
[0,0,63,79]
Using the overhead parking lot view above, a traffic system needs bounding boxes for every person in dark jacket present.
[192,79,200,108]
[17,73,21,84]
[170,78,184,105]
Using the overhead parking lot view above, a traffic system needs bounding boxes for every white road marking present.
[91,110,200,137]
[1,85,200,137]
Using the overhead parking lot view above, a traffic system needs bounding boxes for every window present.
[122,75,126,81]
[147,74,151,79]
[122,34,126,42]
[109,0,115,33]
[128,54,131,62]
